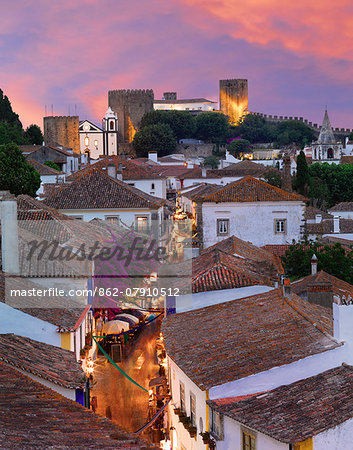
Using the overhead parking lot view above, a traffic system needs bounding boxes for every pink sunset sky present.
[2,0,353,129]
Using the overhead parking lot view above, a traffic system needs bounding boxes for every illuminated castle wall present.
[219,79,248,124]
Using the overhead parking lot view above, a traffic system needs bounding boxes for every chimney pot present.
[333,216,340,233]
[148,151,158,163]
[311,254,318,275]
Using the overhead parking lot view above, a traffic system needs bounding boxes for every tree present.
[228,138,251,159]
[276,120,314,147]
[132,123,177,157]
[0,89,22,128]
[263,169,282,187]
[140,110,195,140]
[296,150,310,196]
[0,122,27,145]
[195,112,228,141]
[0,142,41,197]
[24,124,43,145]
[282,239,353,283]
[202,155,219,169]
[235,114,277,143]
[45,161,61,172]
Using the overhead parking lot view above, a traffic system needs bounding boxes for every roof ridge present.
[283,293,338,341]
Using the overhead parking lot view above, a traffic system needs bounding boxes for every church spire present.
[318,108,335,144]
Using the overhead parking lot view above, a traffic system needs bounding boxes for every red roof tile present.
[27,159,64,175]
[44,168,166,210]
[198,176,305,202]
[0,334,84,388]
[0,363,156,449]
[207,364,353,444]
[162,289,338,390]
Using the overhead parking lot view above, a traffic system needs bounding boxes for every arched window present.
[84,136,89,147]
[109,120,114,130]
[327,148,334,158]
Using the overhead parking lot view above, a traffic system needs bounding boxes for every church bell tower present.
[102,107,118,155]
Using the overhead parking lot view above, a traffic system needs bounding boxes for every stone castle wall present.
[108,89,154,145]
[43,116,80,153]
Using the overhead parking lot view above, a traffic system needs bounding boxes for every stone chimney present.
[0,192,19,275]
[333,216,340,233]
[307,281,333,308]
[283,278,291,298]
[107,163,116,179]
[281,153,292,191]
[117,162,123,181]
[201,167,207,177]
[311,254,318,275]
[148,151,158,163]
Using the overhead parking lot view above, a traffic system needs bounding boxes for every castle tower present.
[102,107,118,156]
[219,79,248,124]
[43,116,80,153]
[108,89,154,144]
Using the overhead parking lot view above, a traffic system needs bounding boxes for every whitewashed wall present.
[218,416,287,450]
[168,357,207,450]
[202,201,305,248]
[327,210,353,220]
[0,302,61,347]
[314,416,353,450]
[128,179,166,199]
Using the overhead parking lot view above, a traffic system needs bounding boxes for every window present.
[242,430,256,450]
[94,139,98,147]
[180,382,185,412]
[190,393,196,426]
[151,183,155,190]
[105,216,119,224]
[128,183,135,187]
[84,136,89,147]
[274,219,286,234]
[136,216,148,233]
[71,215,83,220]
[217,218,229,236]
[210,407,223,440]
[109,120,114,130]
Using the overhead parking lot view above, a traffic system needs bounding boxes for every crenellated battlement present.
[109,89,154,97]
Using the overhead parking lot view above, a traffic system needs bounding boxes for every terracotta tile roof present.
[181,183,221,200]
[39,182,67,198]
[43,168,166,210]
[216,160,275,177]
[0,362,156,449]
[66,155,165,181]
[207,364,353,444]
[261,244,291,257]
[0,334,84,388]
[0,273,88,330]
[292,270,353,303]
[19,144,43,154]
[190,249,273,293]
[305,206,333,220]
[202,235,284,275]
[197,176,305,203]
[305,218,353,235]
[329,202,353,212]
[162,289,339,390]
[27,159,64,175]
[341,155,353,164]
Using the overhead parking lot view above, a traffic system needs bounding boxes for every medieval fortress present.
[43,78,353,156]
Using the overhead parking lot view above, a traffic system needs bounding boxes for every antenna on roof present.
[51,104,53,116]
[45,105,47,116]
[68,105,70,116]
[75,104,77,116]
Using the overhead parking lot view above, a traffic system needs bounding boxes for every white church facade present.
[79,107,118,159]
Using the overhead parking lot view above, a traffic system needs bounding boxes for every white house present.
[0,334,85,402]
[67,155,167,199]
[154,92,217,112]
[27,158,66,197]
[162,287,353,450]
[328,202,353,220]
[194,176,306,249]
[43,168,166,230]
